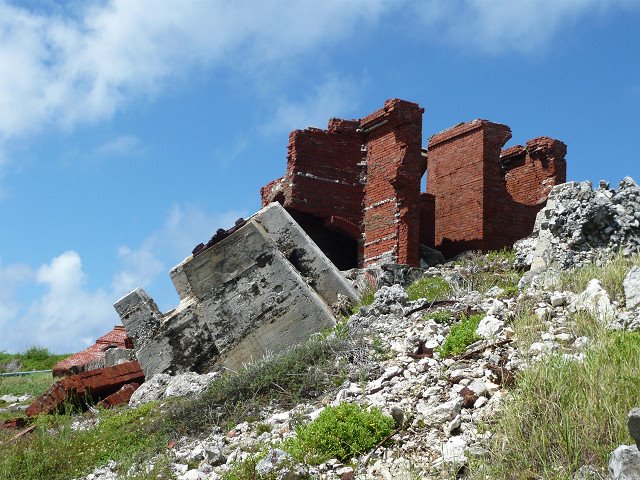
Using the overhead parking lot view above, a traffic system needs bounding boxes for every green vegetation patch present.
[471,332,640,479]
[558,251,640,302]
[0,346,69,372]
[405,276,451,302]
[0,372,56,398]
[437,314,482,358]
[422,309,453,324]
[284,402,394,463]
[169,334,356,435]
[0,402,169,480]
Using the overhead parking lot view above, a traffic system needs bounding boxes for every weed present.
[498,284,519,299]
[284,402,394,463]
[437,314,482,358]
[168,335,358,435]
[558,251,640,302]
[350,285,376,315]
[405,276,451,302]
[422,310,453,324]
[255,422,273,435]
[471,332,640,479]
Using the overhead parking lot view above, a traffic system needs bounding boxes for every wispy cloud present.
[261,75,364,136]
[416,0,636,55]
[0,0,386,143]
[93,134,144,158]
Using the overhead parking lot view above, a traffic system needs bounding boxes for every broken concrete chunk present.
[115,203,359,377]
[114,289,162,348]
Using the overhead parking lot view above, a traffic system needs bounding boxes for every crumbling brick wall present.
[261,99,425,269]
[262,99,567,266]
[261,119,364,269]
[427,121,567,257]
[360,100,424,266]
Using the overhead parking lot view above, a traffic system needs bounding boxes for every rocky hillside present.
[2,178,640,480]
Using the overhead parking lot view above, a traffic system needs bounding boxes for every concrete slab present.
[115,203,359,377]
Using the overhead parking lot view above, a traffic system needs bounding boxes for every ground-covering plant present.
[284,402,394,463]
[0,346,68,372]
[558,251,640,302]
[437,314,482,358]
[169,334,361,435]
[351,285,376,313]
[455,248,522,294]
[0,402,170,480]
[0,371,55,398]
[422,309,453,324]
[405,276,451,302]
[471,331,640,479]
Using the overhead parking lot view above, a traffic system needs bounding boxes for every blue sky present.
[1,0,639,353]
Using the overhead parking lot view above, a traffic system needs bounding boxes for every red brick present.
[26,361,144,417]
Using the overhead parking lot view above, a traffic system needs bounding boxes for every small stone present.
[609,444,640,480]
[624,267,640,310]
[628,408,640,450]
[476,315,503,339]
[335,466,355,480]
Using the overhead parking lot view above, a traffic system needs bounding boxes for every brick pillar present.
[426,120,512,257]
[361,99,424,267]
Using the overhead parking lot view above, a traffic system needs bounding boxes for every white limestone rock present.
[624,266,640,310]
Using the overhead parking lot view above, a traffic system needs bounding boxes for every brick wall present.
[361,99,424,266]
[261,99,566,267]
[427,120,566,257]
[493,137,567,246]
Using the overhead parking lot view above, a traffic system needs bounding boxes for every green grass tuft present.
[405,276,450,302]
[0,346,69,372]
[284,402,394,463]
[437,314,482,358]
[422,310,453,324]
[558,251,640,302]
[471,332,640,479]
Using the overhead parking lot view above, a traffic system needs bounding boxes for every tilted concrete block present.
[115,203,359,377]
[114,288,162,348]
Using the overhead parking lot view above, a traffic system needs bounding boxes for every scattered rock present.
[624,266,640,310]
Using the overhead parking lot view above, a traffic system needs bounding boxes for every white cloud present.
[1,251,115,353]
[0,205,247,353]
[417,0,636,55]
[261,76,363,136]
[0,0,387,144]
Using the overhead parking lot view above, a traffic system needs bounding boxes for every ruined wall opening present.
[288,210,358,270]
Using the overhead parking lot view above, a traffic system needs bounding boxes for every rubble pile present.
[517,177,640,273]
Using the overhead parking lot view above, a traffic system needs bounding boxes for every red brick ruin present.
[261,99,567,267]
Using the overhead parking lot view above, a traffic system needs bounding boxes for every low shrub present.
[405,276,450,302]
[285,402,394,463]
[437,314,482,358]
